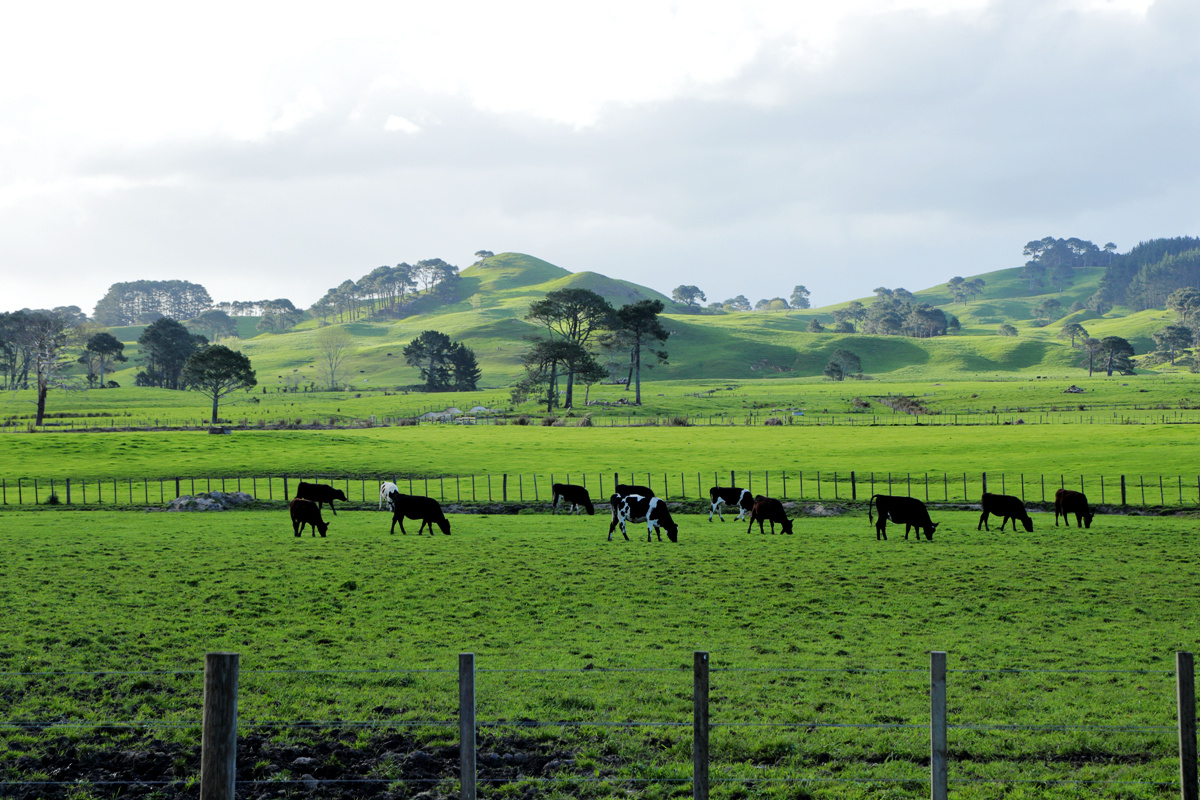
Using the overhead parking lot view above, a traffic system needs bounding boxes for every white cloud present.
[384,115,420,134]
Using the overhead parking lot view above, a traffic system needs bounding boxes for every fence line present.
[3,470,1199,509]
[1,652,1195,800]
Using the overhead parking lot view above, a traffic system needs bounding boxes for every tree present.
[1080,337,1101,376]
[526,288,614,409]
[947,277,967,302]
[78,332,126,388]
[181,345,256,424]
[316,326,354,389]
[825,349,862,380]
[1058,323,1089,348]
[723,295,751,312]
[790,285,811,309]
[807,319,824,333]
[20,310,81,425]
[671,285,706,308]
[1021,260,1047,293]
[404,330,455,391]
[187,309,238,341]
[612,300,669,406]
[1152,325,1192,365]
[513,339,593,412]
[474,250,494,261]
[1097,336,1135,376]
[137,318,206,389]
[1032,298,1063,324]
[449,343,482,391]
[256,300,303,333]
[997,324,1018,337]
[965,278,986,299]
[93,280,212,325]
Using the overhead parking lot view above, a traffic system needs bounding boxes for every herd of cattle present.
[285,479,1096,542]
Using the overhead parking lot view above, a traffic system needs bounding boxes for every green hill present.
[100,253,1189,390]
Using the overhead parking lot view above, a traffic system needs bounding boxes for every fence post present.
[694,651,709,800]
[460,653,477,800]
[930,650,948,800]
[1179,651,1198,800]
[200,652,239,800]
[850,471,856,501]
[175,477,182,499]
[502,474,507,502]
[1121,475,1127,506]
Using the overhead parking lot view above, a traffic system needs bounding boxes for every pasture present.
[2,507,1197,798]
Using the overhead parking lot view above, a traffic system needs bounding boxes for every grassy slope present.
[90,253,1186,391]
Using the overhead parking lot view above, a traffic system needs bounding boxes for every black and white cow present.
[296,481,349,515]
[551,483,595,515]
[746,495,794,534]
[868,494,938,541]
[708,486,753,522]
[289,498,329,537]
[379,481,399,511]
[978,493,1033,532]
[388,492,451,535]
[608,494,678,542]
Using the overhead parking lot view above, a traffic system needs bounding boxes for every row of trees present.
[670,285,814,313]
[513,289,670,411]
[310,259,460,324]
[93,280,214,326]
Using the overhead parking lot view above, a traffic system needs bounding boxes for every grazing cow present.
[615,484,655,499]
[608,494,678,542]
[551,483,594,515]
[746,495,794,534]
[708,487,753,522]
[978,493,1033,532]
[379,481,400,511]
[289,498,329,537]
[868,494,938,541]
[296,481,349,515]
[388,492,451,535]
[1054,489,1094,528]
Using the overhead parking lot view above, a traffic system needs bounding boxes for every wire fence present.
[0,652,1195,799]
[3,469,1199,510]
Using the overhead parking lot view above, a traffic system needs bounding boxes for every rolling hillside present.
[99,252,1189,391]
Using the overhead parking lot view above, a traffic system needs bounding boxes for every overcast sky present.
[3,0,1197,315]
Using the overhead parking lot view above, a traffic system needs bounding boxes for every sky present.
[2,0,1198,315]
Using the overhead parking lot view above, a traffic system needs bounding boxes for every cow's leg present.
[978,510,988,530]
[329,501,337,516]
[769,520,776,535]
[876,519,887,540]
[398,517,408,535]
[999,516,1009,531]
[621,520,630,541]
[294,520,302,537]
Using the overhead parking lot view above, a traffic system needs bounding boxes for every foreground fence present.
[1,651,1196,799]
[5,469,1200,509]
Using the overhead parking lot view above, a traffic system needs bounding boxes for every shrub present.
[45,493,61,505]
[577,414,593,427]
[514,415,531,426]
[764,417,784,426]
[396,418,417,427]
[541,416,557,426]
[668,416,690,427]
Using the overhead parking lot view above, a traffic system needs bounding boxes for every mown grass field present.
[1,508,1196,798]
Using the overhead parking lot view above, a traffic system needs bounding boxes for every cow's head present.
[665,521,678,543]
[1020,518,1034,533]
[923,522,939,541]
[333,489,349,502]
[780,517,794,535]
[1083,511,1093,529]
[435,517,451,535]
[583,499,595,516]
[316,520,329,537]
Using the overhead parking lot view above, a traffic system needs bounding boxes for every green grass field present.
[1,508,1195,798]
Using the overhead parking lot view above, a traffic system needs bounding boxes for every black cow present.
[708,487,753,522]
[608,494,678,542]
[978,493,1033,532]
[746,495,793,534]
[296,481,349,515]
[1054,489,1094,528]
[868,494,938,540]
[388,492,451,535]
[615,484,655,498]
[551,483,594,515]
[289,498,329,537]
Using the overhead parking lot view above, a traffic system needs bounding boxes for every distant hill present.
[99,252,1190,390]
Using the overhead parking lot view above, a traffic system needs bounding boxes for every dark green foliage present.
[611,299,668,406]
[449,343,481,392]
[92,280,212,325]
[404,330,454,391]
[671,285,706,307]
[807,318,824,333]
[1094,236,1200,308]
[526,288,615,409]
[254,300,303,333]
[186,309,238,341]
[790,285,811,309]
[997,324,1018,337]
[136,318,207,389]
[181,344,257,424]
[1098,336,1135,377]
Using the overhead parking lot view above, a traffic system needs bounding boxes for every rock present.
[164,491,256,512]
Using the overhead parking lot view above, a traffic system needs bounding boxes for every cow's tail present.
[868,494,876,524]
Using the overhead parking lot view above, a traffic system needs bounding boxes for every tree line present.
[309,259,461,324]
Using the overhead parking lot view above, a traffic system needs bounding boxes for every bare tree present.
[19,310,82,425]
[316,326,354,389]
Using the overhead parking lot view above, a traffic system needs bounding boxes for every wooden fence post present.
[176,477,182,499]
[694,651,709,800]
[502,474,507,502]
[1180,651,1198,800]
[850,471,856,501]
[1121,475,1127,506]
[460,653,477,800]
[930,650,948,800]
[200,652,239,800]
